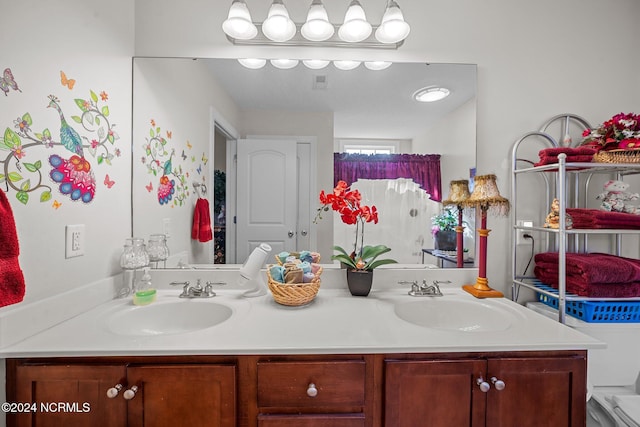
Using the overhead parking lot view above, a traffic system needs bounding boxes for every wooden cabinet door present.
[12,364,127,427]
[258,413,365,427]
[126,364,235,427]
[485,357,586,427]
[384,359,487,427]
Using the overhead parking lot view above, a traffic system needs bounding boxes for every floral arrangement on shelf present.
[315,180,397,271]
[431,206,458,237]
[581,112,640,152]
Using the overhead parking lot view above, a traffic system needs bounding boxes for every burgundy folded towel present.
[567,208,640,229]
[534,147,597,167]
[534,252,640,284]
[191,198,213,243]
[0,190,25,307]
[533,267,640,298]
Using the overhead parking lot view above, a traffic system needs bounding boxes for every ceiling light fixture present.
[262,0,296,42]
[375,0,411,43]
[413,86,451,102]
[222,0,258,40]
[270,59,299,69]
[301,0,334,42]
[364,61,392,70]
[222,0,410,49]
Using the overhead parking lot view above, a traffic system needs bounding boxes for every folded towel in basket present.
[533,267,640,298]
[534,252,640,285]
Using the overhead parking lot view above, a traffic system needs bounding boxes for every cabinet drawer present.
[258,414,365,427]
[257,360,365,409]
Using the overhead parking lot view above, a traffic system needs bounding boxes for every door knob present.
[106,383,123,398]
[491,376,506,391]
[288,230,295,238]
[306,383,318,397]
[301,229,308,236]
[123,385,139,400]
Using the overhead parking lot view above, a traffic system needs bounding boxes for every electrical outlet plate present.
[516,220,533,245]
[65,224,85,258]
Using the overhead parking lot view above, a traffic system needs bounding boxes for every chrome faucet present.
[170,279,225,298]
[398,279,448,297]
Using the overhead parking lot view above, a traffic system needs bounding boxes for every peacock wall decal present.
[0,70,121,206]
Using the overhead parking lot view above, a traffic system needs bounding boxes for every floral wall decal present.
[141,119,189,207]
[0,73,121,205]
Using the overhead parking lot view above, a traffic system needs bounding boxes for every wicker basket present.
[274,253,321,265]
[593,149,640,164]
[266,265,322,306]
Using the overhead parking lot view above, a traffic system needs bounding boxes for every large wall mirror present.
[132,58,476,267]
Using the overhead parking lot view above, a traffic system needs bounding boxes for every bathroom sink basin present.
[393,298,520,332]
[106,300,233,336]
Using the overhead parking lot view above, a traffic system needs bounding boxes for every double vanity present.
[3,267,602,426]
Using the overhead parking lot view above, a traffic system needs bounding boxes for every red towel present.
[191,198,213,243]
[533,147,597,167]
[566,208,640,229]
[533,267,640,297]
[534,252,640,284]
[0,190,25,307]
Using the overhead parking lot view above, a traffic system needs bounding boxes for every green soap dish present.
[133,289,157,306]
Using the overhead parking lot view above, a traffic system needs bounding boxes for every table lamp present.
[443,180,471,268]
[462,174,510,298]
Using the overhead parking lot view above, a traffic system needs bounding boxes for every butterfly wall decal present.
[145,182,153,192]
[166,130,172,139]
[60,70,76,90]
[196,164,202,175]
[186,141,192,149]
[104,174,115,188]
[52,200,62,209]
[202,153,209,165]
[181,150,187,160]
[0,68,21,96]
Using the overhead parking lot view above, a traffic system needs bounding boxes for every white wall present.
[0,0,134,306]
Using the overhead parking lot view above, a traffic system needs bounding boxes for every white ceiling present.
[204,59,476,140]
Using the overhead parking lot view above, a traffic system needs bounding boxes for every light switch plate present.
[65,224,85,258]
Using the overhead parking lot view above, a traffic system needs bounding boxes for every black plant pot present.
[434,230,457,251]
[346,269,374,297]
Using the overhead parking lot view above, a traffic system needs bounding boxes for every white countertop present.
[0,267,604,358]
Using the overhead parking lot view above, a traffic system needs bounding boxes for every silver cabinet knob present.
[491,377,506,391]
[306,383,318,397]
[476,377,490,393]
[288,230,295,238]
[301,229,308,236]
[123,385,138,400]
[106,383,123,399]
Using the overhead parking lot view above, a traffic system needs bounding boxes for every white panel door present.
[236,139,297,261]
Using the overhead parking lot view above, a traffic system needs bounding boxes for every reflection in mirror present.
[132,58,476,268]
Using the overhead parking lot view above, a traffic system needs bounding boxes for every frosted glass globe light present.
[301,0,335,42]
[375,1,410,43]
[303,59,330,69]
[364,61,392,70]
[222,0,258,40]
[333,60,361,71]
[238,58,267,69]
[262,0,296,42]
[338,0,372,43]
[270,59,299,69]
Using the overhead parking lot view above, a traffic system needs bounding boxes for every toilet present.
[527,302,640,427]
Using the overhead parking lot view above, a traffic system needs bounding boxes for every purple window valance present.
[334,153,442,202]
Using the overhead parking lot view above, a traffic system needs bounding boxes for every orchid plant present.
[315,180,397,271]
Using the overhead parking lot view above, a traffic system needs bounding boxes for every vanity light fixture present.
[333,60,361,70]
[338,0,372,43]
[222,0,410,49]
[301,0,334,42]
[237,58,267,69]
[262,0,296,42]
[303,59,330,69]
[270,58,299,69]
[364,61,392,70]
[375,0,411,43]
[413,86,451,103]
[222,0,258,40]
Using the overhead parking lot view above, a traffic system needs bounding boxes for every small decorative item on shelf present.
[596,180,639,214]
[442,180,472,267]
[119,237,150,297]
[543,198,573,229]
[275,250,321,265]
[315,180,397,296]
[462,174,510,298]
[147,234,170,267]
[581,112,640,163]
[266,262,323,306]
